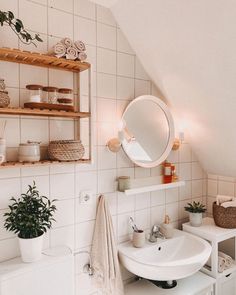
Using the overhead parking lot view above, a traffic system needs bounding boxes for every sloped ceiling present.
[106,0,236,177]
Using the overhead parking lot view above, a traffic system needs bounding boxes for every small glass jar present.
[26,84,43,103]
[57,88,73,105]
[42,86,58,104]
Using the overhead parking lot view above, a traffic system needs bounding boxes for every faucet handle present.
[151,225,160,233]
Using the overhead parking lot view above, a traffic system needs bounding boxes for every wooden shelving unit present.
[0,48,92,168]
[0,159,91,169]
[0,107,90,119]
[0,48,90,72]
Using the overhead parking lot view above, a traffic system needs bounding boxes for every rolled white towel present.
[48,42,66,58]
[216,195,234,205]
[74,40,86,52]
[61,37,74,48]
[78,51,87,62]
[66,46,78,60]
[206,254,227,273]
[221,200,236,208]
[219,251,233,269]
[218,256,226,273]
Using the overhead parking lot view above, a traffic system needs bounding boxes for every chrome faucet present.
[149,225,165,243]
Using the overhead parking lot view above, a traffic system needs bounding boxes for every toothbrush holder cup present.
[132,230,145,248]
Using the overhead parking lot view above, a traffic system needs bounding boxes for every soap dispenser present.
[160,215,174,239]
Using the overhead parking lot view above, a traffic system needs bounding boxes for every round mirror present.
[120,95,175,168]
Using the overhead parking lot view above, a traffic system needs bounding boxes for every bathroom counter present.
[125,272,215,295]
[183,217,236,242]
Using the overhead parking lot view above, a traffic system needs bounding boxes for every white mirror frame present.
[121,95,175,168]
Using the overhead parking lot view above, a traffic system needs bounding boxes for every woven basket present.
[213,202,236,228]
[48,140,85,161]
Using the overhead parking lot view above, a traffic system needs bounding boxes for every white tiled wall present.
[207,174,236,215]
[0,0,206,294]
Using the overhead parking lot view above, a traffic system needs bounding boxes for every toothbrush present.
[129,216,139,232]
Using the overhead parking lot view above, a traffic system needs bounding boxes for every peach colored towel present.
[91,195,124,295]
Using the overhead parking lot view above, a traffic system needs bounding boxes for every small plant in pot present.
[184,201,206,227]
[4,182,56,263]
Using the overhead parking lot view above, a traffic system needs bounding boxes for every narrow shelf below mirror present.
[122,176,185,195]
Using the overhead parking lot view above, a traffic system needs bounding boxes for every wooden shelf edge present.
[0,159,91,169]
[0,107,90,119]
[0,47,91,72]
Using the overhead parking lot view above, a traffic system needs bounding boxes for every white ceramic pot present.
[18,141,40,162]
[189,212,203,227]
[18,233,44,263]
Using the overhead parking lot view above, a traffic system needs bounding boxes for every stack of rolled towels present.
[49,37,87,61]
[216,195,236,208]
[207,251,234,273]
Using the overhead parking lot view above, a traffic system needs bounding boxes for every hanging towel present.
[91,195,124,295]
[219,251,233,269]
[216,195,234,205]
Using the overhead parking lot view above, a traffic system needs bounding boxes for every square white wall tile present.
[98,146,116,170]
[117,76,134,100]
[76,195,98,223]
[117,29,134,55]
[20,65,48,89]
[151,190,165,207]
[48,8,73,38]
[49,119,74,141]
[19,0,47,34]
[134,79,151,96]
[151,205,165,225]
[74,17,96,46]
[135,58,149,80]
[0,178,20,210]
[135,208,150,230]
[96,5,116,26]
[179,143,192,163]
[76,171,97,195]
[97,48,116,75]
[179,163,192,181]
[97,98,116,122]
[54,199,75,228]
[0,62,19,88]
[75,220,95,249]
[166,188,179,203]
[50,173,75,199]
[97,23,116,50]
[117,193,135,214]
[50,225,75,250]
[218,181,234,196]
[97,73,116,99]
[21,118,49,145]
[21,175,50,196]
[49,0,73,13]
[74,0,96,19]
[192,162,203,180]
[135,192,150,210]
[98,169,117,193]
[117,53,135,78]
[192,180,203,198]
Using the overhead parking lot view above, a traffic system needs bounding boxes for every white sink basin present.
[118,229,211,281]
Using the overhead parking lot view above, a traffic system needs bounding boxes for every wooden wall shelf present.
[0,107,90,119]
[0,47,90,72]
[0,159,91,169]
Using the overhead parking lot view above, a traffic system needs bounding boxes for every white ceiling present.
[107,0,236,177]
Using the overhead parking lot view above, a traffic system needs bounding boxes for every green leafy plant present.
[4,182,56,239]
[0,10,43,46]
[184,201,206,213]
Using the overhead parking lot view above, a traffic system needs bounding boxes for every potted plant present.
[184,201,206,227]
[4,182,56,262]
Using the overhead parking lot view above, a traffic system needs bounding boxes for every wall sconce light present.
[107,138,121,153]
[172,132,185,151]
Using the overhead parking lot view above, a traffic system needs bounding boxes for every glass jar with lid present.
[42,86,58,104]
[57,88,73,106]
[26,84,43,103]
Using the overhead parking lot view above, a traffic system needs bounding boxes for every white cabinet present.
[125,272,215,295]
[183,217,236,295]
